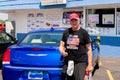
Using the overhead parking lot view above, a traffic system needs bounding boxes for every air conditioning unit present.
[41,0,66,6]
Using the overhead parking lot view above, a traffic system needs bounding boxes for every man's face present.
[70,19,80,28]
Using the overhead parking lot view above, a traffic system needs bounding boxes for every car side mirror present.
[92,39,100,43]
[92,39,100,46]
[14,39,18,43]
[12,38,18,44]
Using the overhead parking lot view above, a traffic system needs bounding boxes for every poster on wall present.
[117,12,120,35]
[27,12,62,32]
[35,13,45,29]
[102,14,114,24]
[27,13,35,32]
[45,13,61,27]
[41,0,66,5]
[88,14,99,27]
[27,13,45,32]
[62,11,83,25]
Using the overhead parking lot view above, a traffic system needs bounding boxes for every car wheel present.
[92,62,99,76]
[95,62,99,69]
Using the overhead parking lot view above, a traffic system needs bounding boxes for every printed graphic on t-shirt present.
[67,35,80,50]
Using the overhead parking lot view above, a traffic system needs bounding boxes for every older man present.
[59,13,93,80]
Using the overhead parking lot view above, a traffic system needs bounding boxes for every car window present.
[0,34,4,43]
[1,33,13,43]
[19,32,62,45]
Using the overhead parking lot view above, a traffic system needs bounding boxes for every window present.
[0,35,4,43]
[1,33,12,43]
[86,8,115,28]
[19,32,62,45]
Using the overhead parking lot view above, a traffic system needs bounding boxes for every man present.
[59,13,93,80]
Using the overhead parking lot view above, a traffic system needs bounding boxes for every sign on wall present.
[45,13,61,27]
[27,13,45,32]
[102,14,114,24]
[27,10,84,32]
[62,11,83,25]
[27,12,62,32]
[41,0,66,5]
[88,14,99,27]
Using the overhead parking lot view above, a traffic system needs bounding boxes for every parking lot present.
[93,56,120,80]
[92,45,120,80]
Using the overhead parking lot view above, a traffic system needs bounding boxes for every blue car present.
[2,28,100,80]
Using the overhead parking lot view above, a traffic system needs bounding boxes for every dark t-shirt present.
[62,28,91,62]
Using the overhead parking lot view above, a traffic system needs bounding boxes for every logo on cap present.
[69,13,79,20]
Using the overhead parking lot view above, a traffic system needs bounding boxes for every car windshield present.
[19,32,63,46]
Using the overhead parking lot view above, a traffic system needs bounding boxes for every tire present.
[92,62,99,76]
[95,62,99,69]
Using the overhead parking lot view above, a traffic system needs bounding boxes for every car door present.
[0,32,17,68]
[0,32,6,54]
[0,32,7,62]
[0,32,15,53]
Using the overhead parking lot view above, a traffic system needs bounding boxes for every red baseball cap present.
[69,13,79,20]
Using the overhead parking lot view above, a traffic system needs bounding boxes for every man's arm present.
[59,41,68,57]
[86,43,93,72]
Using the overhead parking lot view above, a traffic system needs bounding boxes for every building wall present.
[91,35,120,46]
[13,9,63,33]
[8,8,83,34]
[8,11,27,34]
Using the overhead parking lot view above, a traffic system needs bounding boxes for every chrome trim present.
[26,54,48,56]
[4,66,62,70]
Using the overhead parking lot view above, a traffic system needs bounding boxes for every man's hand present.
[61,51,68,57]
[86,64,93,72]
[59,41,68,57]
